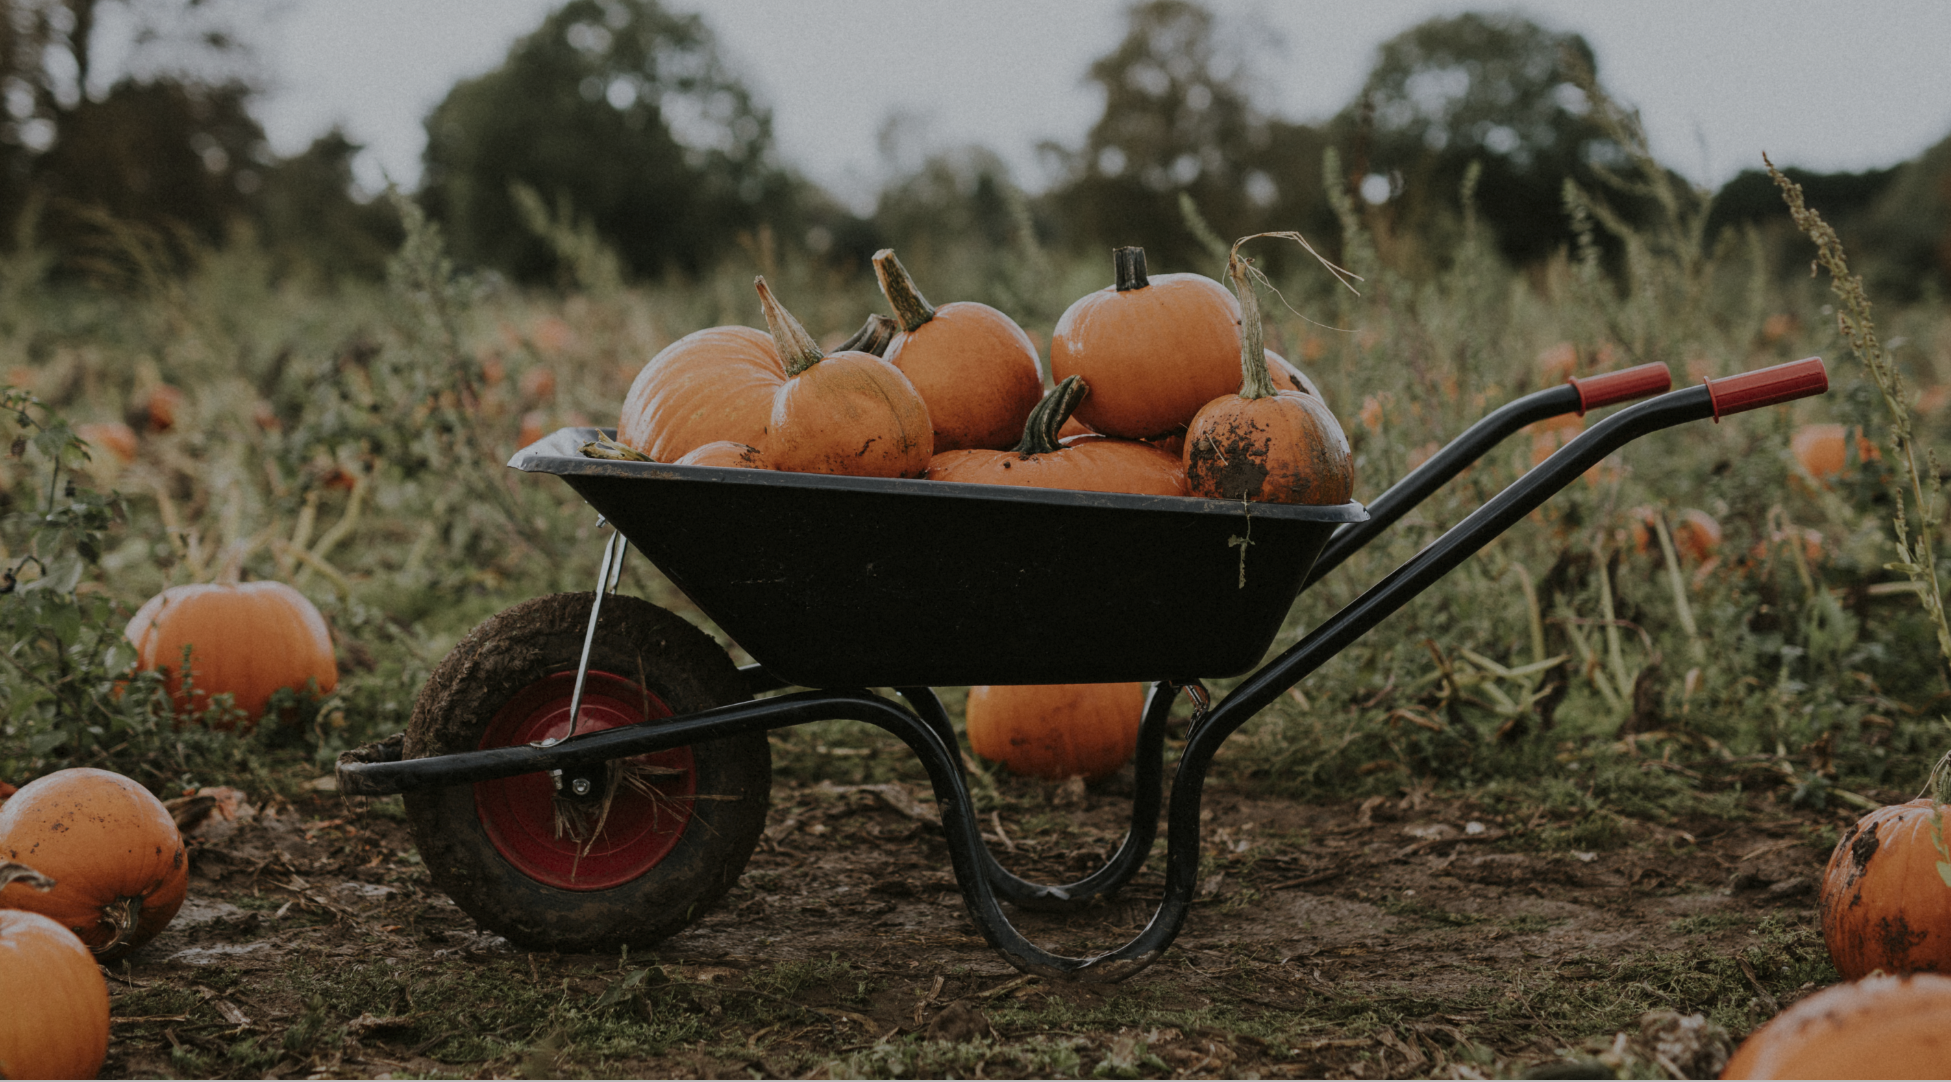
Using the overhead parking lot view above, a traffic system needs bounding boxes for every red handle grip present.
[1703,357,1829,420]
[1568,362,1672,414]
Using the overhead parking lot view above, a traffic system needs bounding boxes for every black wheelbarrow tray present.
[338,357,1825,982]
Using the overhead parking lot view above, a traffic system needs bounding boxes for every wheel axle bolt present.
[570,777,592,796]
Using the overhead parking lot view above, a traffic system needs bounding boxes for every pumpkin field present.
[7,31,1951,1069]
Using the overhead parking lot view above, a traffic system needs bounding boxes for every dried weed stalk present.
[1767,160,1951,696]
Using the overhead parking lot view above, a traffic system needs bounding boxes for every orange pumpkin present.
[0,769,187,962]
[873,248,1044,452]
[0,868,110,1080]
[518,366,557,402]
[617,325,786,462]
[675,441,769,469]
[125,580,338,727]
[142,383,184,432]
[1721,972,1951,1078]
[1819,798,1951,980]
[965,682,1145,783]
[926,376,1187,496]
[1050,247,1242,439]
[1183,255,1352,505]
[1629,507,1723,564]
[73,421,138,465]
[1792,423,1879,481]
[754,278,934,478]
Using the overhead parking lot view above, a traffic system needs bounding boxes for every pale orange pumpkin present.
[1819,798,1951,980]
[1182,254,1352,505]
[1629,507,1723,565]
[675,441,769,469]
[618,282,932,477]
[754,278,934,478]
[1792,423,1879,481]
[925,376,1187,496]
[0,866,110,1080]
[965,683,1145,783]
[1722,972,1951,1078]
[1050,247,1242,439]
[0,769,187,962]
[74,421,138,465]
[142,383,184,433]
[617,325,785,462]
[873,248,1044,452]
[125,580,338,727]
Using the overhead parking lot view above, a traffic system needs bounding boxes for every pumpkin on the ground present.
[126,579,338,727]
[1721,972,1951,1078]
[1792,423,1879,481]
[74,421,139,465]
[1182,252,1352,504]
[873,248,1044,452]
[0,864,110,1080]
[965,683,1145,783]
[1050,247,1243,439]
[0,768,187,962]
[925,375,1187,496]
[1818,797,1951,979]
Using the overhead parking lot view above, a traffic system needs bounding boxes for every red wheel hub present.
[475,670,696,891]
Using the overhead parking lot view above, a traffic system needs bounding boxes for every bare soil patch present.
[104,768,1855,1078]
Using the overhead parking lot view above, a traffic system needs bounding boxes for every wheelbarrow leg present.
[896,683,1180,911]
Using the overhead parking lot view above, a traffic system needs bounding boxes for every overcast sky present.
[241,0,1951,212]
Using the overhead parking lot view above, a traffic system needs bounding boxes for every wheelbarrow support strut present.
[339,359,1824,982]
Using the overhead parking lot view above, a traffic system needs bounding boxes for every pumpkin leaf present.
[1939,861,1951,889]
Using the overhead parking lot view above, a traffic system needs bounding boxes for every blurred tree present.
[420,0,798,281]
[1,0,386,279]
[251,128,403,280]
[32,78,263,249]
[1045,0,1335,274]
[1856,133,1951,299]
[1337,11,1631,265]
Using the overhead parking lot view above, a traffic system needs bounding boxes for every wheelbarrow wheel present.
[403,592,770,952]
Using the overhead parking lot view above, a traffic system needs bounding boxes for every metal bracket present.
[536,519,628,789]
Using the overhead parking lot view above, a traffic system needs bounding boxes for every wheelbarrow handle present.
[1569,362,1673,413]
[1209,356,1829,748]
[1703,356,1829,419]
[1305,362,1671,587]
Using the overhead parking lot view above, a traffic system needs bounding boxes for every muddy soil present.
[101,767,1861,1079]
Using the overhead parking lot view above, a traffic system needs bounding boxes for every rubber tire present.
[404,592,770,952]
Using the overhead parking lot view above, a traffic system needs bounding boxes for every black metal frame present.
[341,378,1766,981]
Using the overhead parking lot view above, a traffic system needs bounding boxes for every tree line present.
[2,0,1945,295]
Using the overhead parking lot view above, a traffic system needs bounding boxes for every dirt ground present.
[101,758,1858,1079]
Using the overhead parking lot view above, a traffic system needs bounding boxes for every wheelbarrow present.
[338,356,1827,982]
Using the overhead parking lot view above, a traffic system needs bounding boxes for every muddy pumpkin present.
[1819,798,1951,979]
[1182,253,1352,504]
[0,768,188,962]
[1721,972,1951,1078]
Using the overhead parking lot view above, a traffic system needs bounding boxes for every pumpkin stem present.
[1113,247,1149,292]
[835,313,899,357]
[871,250,936,333]
[98,895,141,957]
[1227,254,1277,400]
[1014,375,1088,456]
[0,861,56,893]
[754,277,826,377]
